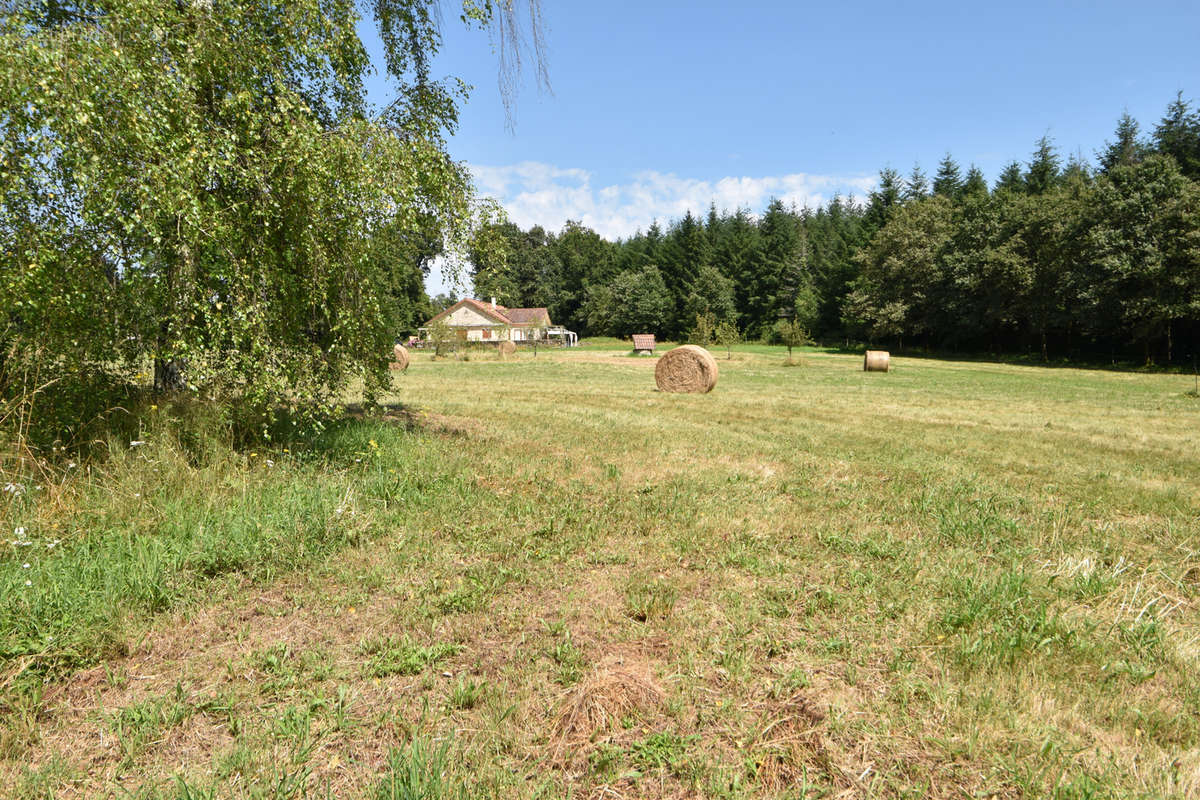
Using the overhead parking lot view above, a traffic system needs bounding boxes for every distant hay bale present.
[498,340,516,357]
[655,344,718,393]
[863,350,890,372]
[391,344,409,371]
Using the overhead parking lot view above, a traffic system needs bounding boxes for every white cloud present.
[468,161,877,240]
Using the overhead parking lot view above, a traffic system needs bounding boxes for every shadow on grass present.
[817,342,1200,375]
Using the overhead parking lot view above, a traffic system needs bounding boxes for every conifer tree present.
[659,210,711,335]
[905,163,930,201]
[758,200,807,331]
[933,153,964,198]
[962,165,989,197]
[715,208,763,330]
[1153,92,1200,179]
[1025,136,1062,195]
[1099,112,1149,173]
[994,161,1026,193]
[865,168,903,231]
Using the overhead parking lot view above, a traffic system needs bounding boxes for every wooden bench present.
[632,334,656,354]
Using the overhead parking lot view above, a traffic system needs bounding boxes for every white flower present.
[4,483,23,494]
[265,459,275,467]
[47,539,60,549]
[14,527,25,537]
[67,462,77,469]
[129,440,146,447]
[24,580,31,587]
[22,562,30,569]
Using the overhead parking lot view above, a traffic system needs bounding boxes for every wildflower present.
[47,539,60,549]
[3,482,23,494]
[129,440,146,448]
[67,462,77,469]
[22,562,30,569]
[25,580,31,587]
[348,606,356,614]
[14,527,25,538]
[265,459,275,467]
[368,439,378,449]
[149,404,158,411]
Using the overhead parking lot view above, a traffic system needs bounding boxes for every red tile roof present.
[425,299,552,327]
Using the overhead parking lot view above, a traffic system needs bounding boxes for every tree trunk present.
[154,358,187,392]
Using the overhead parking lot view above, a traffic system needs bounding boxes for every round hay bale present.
[391,344,410,371]
[498,340,517,357]
[863,350,890,372]
[655,344,718,393]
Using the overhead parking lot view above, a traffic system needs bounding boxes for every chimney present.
[490,297,496,310]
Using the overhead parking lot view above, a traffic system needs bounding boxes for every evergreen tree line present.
[464,93,1200,363]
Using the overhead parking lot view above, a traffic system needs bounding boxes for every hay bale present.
[391,344,410,371]
[497,340,516,357]
[655,344,718,393]
[863,350,890,372]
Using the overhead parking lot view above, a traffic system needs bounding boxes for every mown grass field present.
[2,344,1198,799]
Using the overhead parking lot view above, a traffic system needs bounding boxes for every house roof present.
[425,298,509,326]
[425,298,552,327]
[504,307,551,325]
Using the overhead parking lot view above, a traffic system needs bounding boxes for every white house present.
[420,298,578,346]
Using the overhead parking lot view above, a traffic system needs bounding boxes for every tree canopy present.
[1,0,544,442]
[463,94,1200,366]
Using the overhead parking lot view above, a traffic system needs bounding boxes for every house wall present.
[445,306,498,327]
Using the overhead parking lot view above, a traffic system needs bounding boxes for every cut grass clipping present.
[550,658,665,767]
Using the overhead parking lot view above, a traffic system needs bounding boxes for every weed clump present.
[624,578,678,622]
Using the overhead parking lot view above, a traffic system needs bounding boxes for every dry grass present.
[549,657,665,767]
[2,345,1198,798]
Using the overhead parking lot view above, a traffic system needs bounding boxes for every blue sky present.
[361,1,1200,294]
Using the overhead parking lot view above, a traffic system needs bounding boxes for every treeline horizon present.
[433,93,1200,365]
